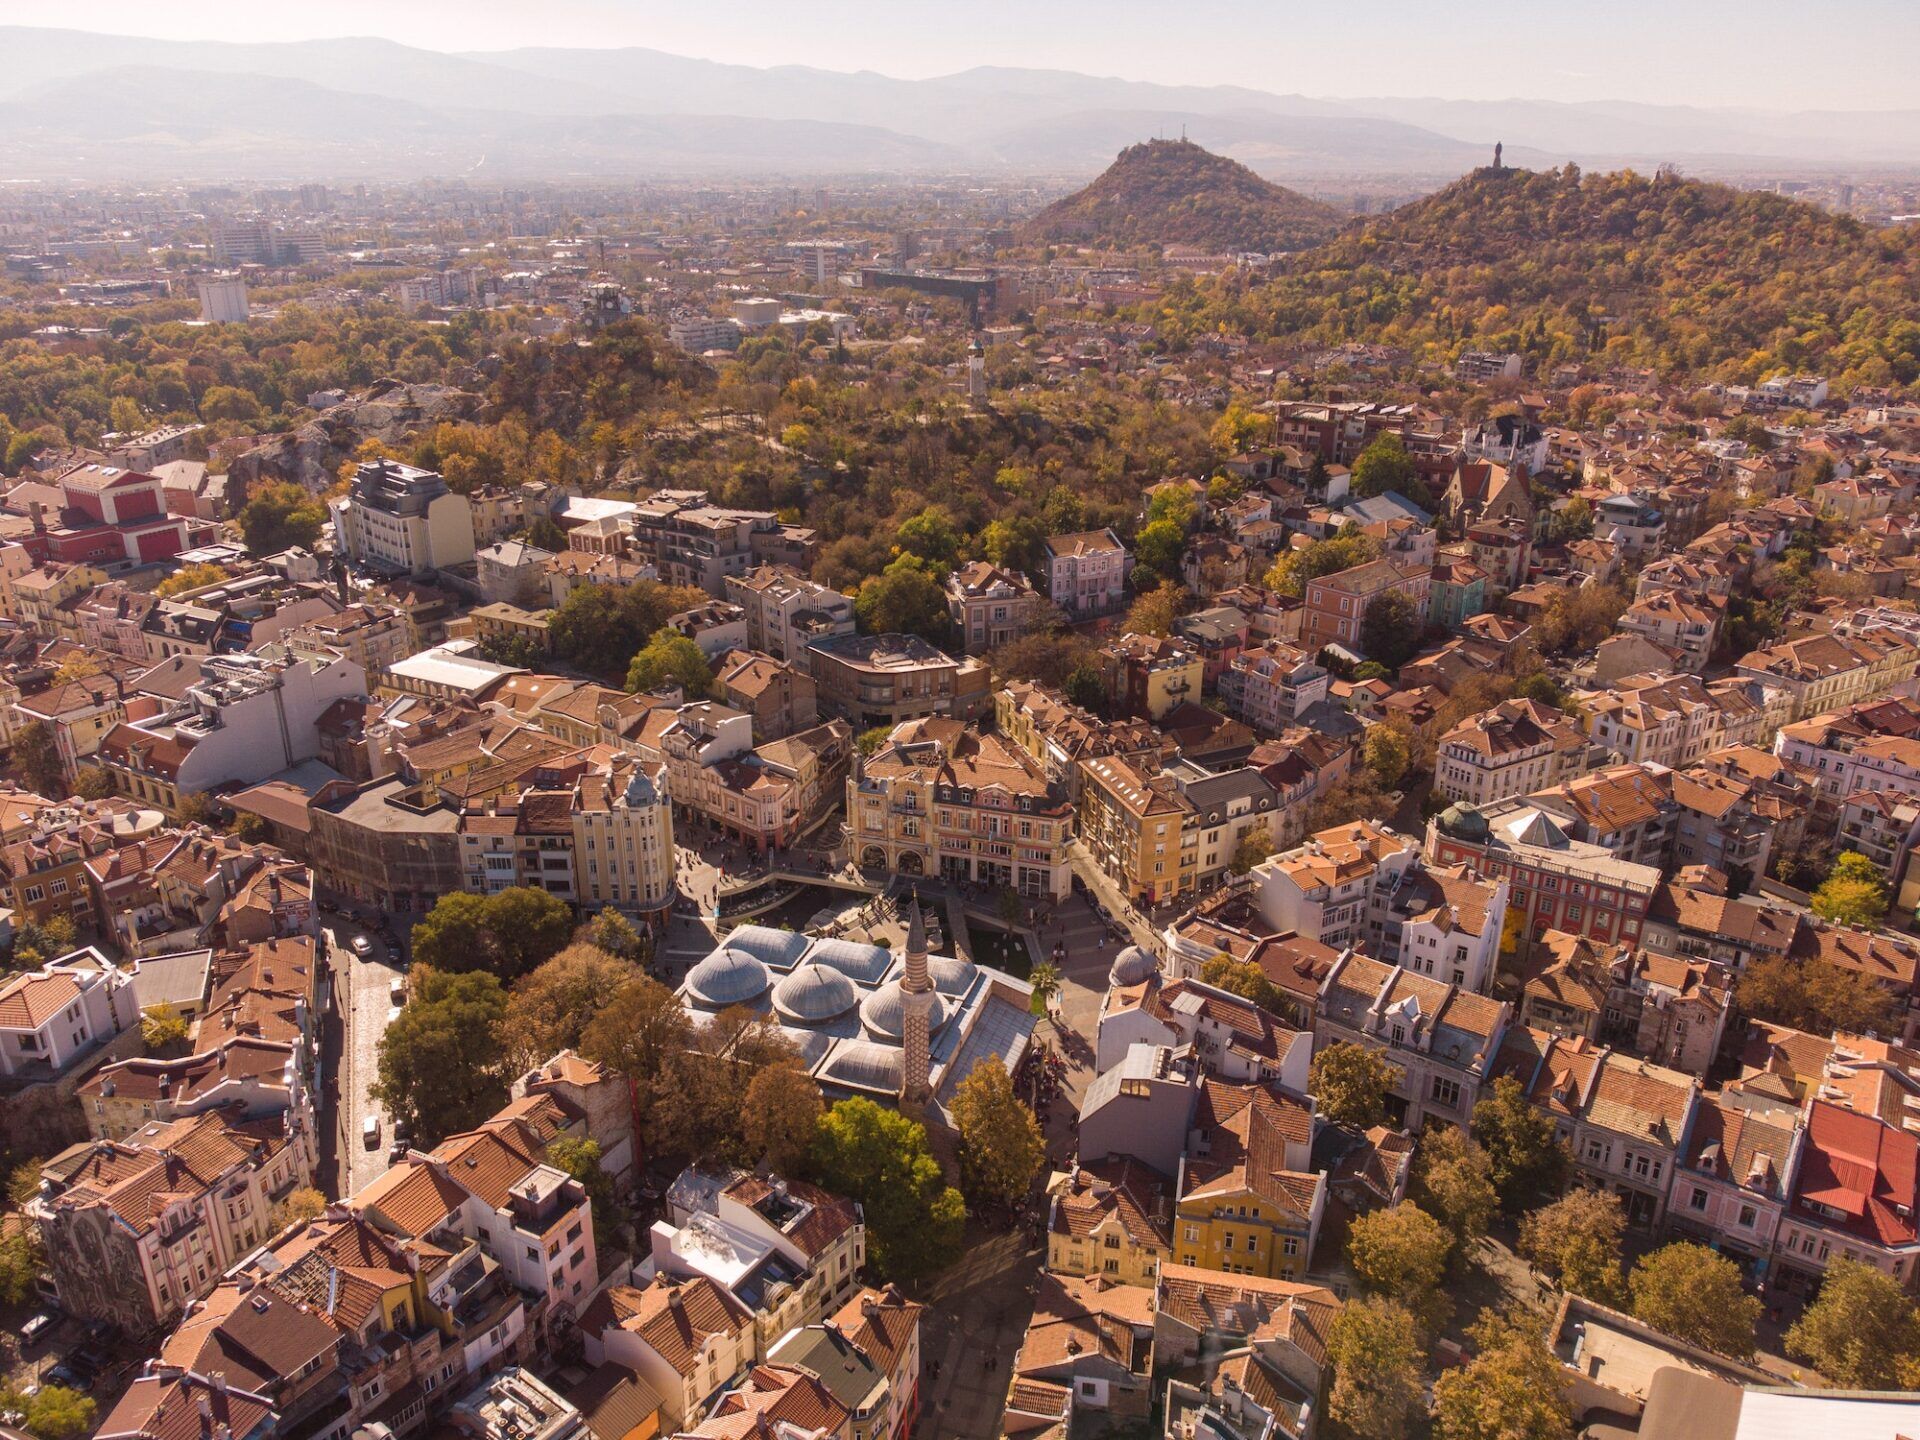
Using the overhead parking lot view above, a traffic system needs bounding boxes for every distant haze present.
[4,20,1920,183]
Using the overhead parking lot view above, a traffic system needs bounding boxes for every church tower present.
[899,894,934,1110]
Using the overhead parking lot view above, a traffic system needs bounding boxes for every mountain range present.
[2,27,1918,182]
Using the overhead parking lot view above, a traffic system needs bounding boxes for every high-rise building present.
[197,273,249,323]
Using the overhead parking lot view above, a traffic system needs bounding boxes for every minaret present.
[899,893,934,1110]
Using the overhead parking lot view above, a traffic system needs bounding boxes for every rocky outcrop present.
[225,381,483,497]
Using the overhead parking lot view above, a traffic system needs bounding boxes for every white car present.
[349,935,374,957]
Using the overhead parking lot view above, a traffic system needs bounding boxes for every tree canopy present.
[808,1098,965,1281]
[372,966,510,1146]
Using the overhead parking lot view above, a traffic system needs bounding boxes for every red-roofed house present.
[1774,1098,1920,1297]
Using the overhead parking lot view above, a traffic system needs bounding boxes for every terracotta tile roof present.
[1153,1263,1338,1367]
[1582,1054,1696,1148]
[352,1159,470,1237]
[1796,1099,1920,1248]
[580,1277,751,1379]
[1048,1157,1174,1251]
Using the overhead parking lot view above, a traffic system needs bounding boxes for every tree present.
[1538,583,1628,655]
[1133,518,1185,578]
[1811,850,1890,927]
[626,629,714,698]
[1265,528,1380,598]
[141,1002,191,1054]
[1309,1042,1398,1130]
[950,1062,1046,1206]
[1325,1297,1425,1440]
[583,909,648,965]
[1063,661,1106,713]
[579,975,692,1111]
[412,887,574,982]
[980,516,1046,574]
[1413,1125,1497,1243]
[239,480,327,554]
[270,1186,327,1232]
[809,1098,965,1280]
[742,1065,825,1175]
[498,943,644,1069]
[1360,590,1425,669]
[1735,953,1900,1036]
[1473,1075,1571,1213]
[1350,433,1419,502]
[855,555,948,642]
[72,768,114,801]
[0,1225,44,1306]
[1345,1203,1453,1333]
[1211,399,1265,459]
[155,563,229,598]
[1785,1256,1920,1388]
[5,1159,40,1208]
[548,1135,617,1246]
[1199,953,1284,1013]
[372,966,510,1146]
[1123,580,1185,638]
[1362,724,1411,788]
[1431,1310,1574,1440]
[13,721,63,798]
[1517,1188,1626,1303]
[11,1386,96,1440]
[1628,1243,1761,1358]
[896,508,962,566]
[649,1009,800,1163]
[1230,828,1276,875]
[1028,960,1062,1017]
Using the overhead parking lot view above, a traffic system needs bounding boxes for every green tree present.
[409,892,491,973]
[809,1098,966,1281]
[13,720,64,798]
[372,966,510,1146]
[1473,1075,1571,1213]
[1811,850,1889,927]
[1230,828,1276,875]
[979,516,1046,574]
[896,507,963,566]
[583,909,648,965]
[1432,1310,1574,1440]
[0,1225,44,1306]
[1063,660,1107,712]
[1517,1188,1626,1303]
[1309,1042,1398,1130]
[1211,399,1265,459]
[1360,590,1425,668]
[12,1386,96,1440]
[1199,953,1284,1012]
[1363,724,1411,788]
[498,943,644,1069]
[12,914,77,970]
[855,555,948,641]
[1133,517,1185,578]
[1350,433,1417,500]
[239,480,327,554]
[1785,1256,1920,1389]
[949,1062,1046,1207]
[548,1135,617,1246]
[1629,1243,1761,1358]
[1265,529,1381,598]
[742,1065,825,1175]
[1413,1125,1497,1243]
[1324,1297,1425,1440]
[626,629,714,697]
[1346,1202,1453,1333]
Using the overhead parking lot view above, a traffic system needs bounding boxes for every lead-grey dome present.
[772,964,859,1024]
[685,948,771,1008]
[928,955,979,995]
[1108,945,1158,987]
[860,979,949,1041]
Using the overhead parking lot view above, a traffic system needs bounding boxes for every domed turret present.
[772,964,859,1024]
[1108,945,1158,988]
[684,948,770,1009]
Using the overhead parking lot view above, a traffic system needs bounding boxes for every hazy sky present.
[11,0,1919,110]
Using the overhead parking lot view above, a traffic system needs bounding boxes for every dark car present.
[43,1365,91,1393]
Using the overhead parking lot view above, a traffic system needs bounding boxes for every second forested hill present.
[1019,138,1343,254]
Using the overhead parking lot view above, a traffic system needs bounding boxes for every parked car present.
[20,1313,55,1347]
[363,1115,381,1149]
[350,935,374,957]
[44,1364,91,1393]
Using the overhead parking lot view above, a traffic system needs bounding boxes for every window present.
[1430,1076,1462,1109]
[1737,1204,1757,1229]
[1690,1187,1709,1213]
[1183,1225,1199,1242]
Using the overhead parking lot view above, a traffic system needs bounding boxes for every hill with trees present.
[1019,138,1342,254]
[1145,163,1920,390]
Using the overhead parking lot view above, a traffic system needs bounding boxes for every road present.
[318,910,407,1199]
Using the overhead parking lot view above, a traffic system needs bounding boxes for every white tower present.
[967,338,986,404]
